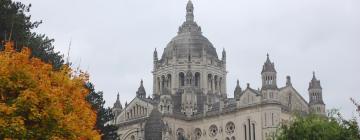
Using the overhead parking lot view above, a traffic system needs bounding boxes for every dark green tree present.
[277,110,360,140]
[0,0,64,69]
[86,82,118,140]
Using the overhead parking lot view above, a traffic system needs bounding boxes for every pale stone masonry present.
[110,1,326,140]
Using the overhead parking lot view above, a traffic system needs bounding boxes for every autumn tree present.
[277,110,360,140]
[0,41,100,139]
[0,0,64,69]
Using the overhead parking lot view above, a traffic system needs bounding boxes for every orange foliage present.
[0,41,100,139]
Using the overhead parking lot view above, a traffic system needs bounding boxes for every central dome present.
[160,1,218,61]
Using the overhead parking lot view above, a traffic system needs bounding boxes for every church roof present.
[160,0,219,62]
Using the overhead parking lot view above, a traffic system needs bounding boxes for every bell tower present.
[308,72,326,115]
[261,54,279,101]
[261,54,277,90]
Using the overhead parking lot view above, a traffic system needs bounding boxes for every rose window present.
[225,122,235,135]
[209,125,218,137]
[194,128,202,139]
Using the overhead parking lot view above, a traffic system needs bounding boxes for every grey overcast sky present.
[19,0,360,118]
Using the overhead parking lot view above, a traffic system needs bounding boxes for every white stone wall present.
[162,104,285,140]
[117,123,144,140]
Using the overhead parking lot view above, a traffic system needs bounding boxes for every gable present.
[238,88,261,106]
[115,97,155,123]
[279,86,309,113]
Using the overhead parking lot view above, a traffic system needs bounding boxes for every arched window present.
[167,74,172,88]
[195,72,200,87]
[208,74,213,90]
[177,128,185,140]
[219,77,222,92]
[179,72,185,87]
[157,77,161,92]
[186,71,193,85]
[214,75,218,90]
[161,75,166,89]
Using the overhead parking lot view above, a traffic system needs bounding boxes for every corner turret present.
[261,54,279,101]
[153,48,158,62]
[112,93,123,118]
[234,80,242,101]
[222,48,226,63]
[261,54,277,90]
[136,80,146,98]
[308,72,325,115]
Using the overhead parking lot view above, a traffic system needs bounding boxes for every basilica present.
[110,1,326,140]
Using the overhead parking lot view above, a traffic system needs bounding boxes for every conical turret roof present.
[113,93,122,109]
[136,80,146,98]
[261,54,276,73]
[308,72,322,90]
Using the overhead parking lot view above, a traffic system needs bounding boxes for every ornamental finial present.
[186,0,194,22]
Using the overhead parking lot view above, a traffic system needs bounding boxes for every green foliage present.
[86,83,118,140]
[0,0,64,69]
[277,110,360,140]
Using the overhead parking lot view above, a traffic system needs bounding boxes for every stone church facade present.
[110,1,326,140]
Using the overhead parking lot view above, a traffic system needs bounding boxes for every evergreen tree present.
[86,83,118,140]
[0,0,64,69]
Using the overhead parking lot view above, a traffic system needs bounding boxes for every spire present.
[312,71,316,80]
[235,79,241,91]
[186,0,194,22]
[234,79,242,99]
[308,71,325,115]
[309,71,322,90]
[261,53,276,73]
[286,76,292,86]
[113,92,122,109]
[178,0,201,34]
[153,48,158,61]
[136,79,146,98]
[222,48,226,62]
